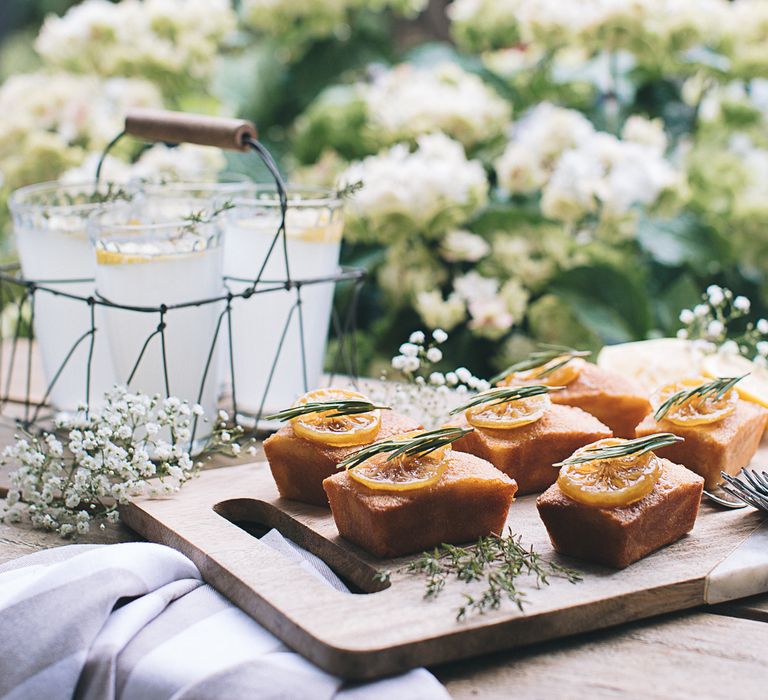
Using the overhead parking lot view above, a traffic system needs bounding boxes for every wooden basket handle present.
[124,109,258,152]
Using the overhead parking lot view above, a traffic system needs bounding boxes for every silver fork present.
[720,469,768,513]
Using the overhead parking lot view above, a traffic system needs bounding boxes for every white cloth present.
[0,536,449,700]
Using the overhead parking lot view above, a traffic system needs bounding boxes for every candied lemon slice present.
[501,356,585,387]
[557,438,662,507]
[702,353,768,409]
[291,388,381,446]
[466,393,550,430]
[349,435,450,491]
[651,377,738,426]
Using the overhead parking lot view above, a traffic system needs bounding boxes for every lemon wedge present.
[701,353,768,408]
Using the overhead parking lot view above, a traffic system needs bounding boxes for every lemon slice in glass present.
[651,377,738,426]
[349,431,450,491]
[466,393,550,430]
[557,438,662,508]
[702,353,768,409]
[291,388,381,446]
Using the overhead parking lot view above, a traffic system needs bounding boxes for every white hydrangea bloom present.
[440,229,491,263]
[621,115,668,154]
[36,0,235,91]
[241,0,427,47]
[495,103,595,194]
[340,133,488,239]
[414,290,467,331]
[0,72,163,189]
[363,63,511,149]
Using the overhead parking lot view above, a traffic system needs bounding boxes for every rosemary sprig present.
[490,344,591,385]
[180,200,236,235]
[377,530,582,621]
[449,385,561,416]
[553,432,684,467]
[653,375,746,422]
[265,399,390,422]
[337,426,472,471]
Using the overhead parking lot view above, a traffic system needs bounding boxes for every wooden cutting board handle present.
[124,108,258,152]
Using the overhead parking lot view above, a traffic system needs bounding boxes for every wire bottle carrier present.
[0,109,365,442]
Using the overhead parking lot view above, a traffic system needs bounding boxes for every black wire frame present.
[0,132,366,445]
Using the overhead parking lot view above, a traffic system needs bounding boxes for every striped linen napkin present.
[0,536,449,700]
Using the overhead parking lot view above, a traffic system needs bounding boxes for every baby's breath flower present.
[429,372,446,386]
[432,329,448,344]
[426,347,443,363]
[0,386,234,537]
[679,308,695,324]
[707,285,725,306]
[399,342,420,358]
[734,296,751,312]
[409,331,426,345]
[758,319,768,334]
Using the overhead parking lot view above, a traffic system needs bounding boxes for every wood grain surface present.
[121,460,766,680]
[437,611,768,699]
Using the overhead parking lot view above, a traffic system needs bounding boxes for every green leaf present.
[636,213,731,270]
[550,264,652,340]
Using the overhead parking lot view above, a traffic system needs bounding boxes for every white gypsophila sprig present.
[0,386,240,537]
[369,329,490,427]
[676,286,768,364]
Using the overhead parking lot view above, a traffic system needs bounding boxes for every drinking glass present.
[89,198,225,436]
[8,181,126,411]
[224,187,344,415]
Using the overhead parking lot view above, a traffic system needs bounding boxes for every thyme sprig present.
[653,375,746,422]
[265,399,390,422]
[449,385,561,416]
[376,530,582,621]
[553,433,684,467]
[490,344,591,385]
[337,426,472,471]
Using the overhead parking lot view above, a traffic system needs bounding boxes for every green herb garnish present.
[490,344,591,385]
[337,426,472,471]
[265,399,390,422]
[553,433,684,468]
[449,385,561,416]
[378,530,581,620]
[653,375,746,422]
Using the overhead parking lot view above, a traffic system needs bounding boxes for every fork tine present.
[752,470,768,492]
[742,469,768,496]
[722,482,765,510]
[721,472,768,510]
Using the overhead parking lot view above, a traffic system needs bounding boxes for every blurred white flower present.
[440,229,491,263]
[758,319,768,334]
[363,62,511,149]
[707,285,725,305]
[414,290,466,331]
[432,329,448,344]
[36,0,235,94]
[707,319,725,337]
[679,308,695,324]
[734,295,751,312]
[621,115,668,154]
[340,133,488,240]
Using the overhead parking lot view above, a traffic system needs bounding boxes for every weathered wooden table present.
[1,344,767,698]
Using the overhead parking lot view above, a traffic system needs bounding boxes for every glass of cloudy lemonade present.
[223,187,344,417]
[89,197,225,439]
[8,181,128,412]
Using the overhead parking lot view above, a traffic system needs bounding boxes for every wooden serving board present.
[121,460,768,680]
